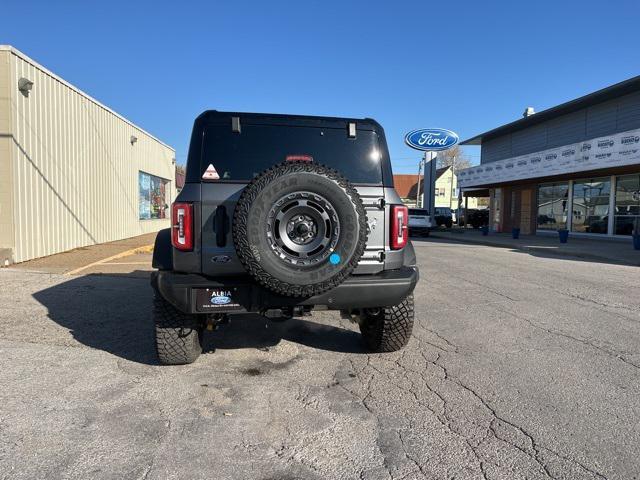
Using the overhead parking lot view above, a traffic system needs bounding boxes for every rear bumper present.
[151,266,419,314]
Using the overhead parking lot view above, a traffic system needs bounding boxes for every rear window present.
[201,124,383,184]
[409,209,429,215]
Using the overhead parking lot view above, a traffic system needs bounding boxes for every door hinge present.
[362,198,385,210]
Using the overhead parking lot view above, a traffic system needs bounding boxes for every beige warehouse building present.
[0,46,175,264]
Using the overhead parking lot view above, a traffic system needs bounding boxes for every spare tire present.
[233,161,368,297]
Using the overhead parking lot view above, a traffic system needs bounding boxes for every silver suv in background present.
[408,208,432,237]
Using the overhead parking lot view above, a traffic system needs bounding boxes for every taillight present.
[390,205,408,250]
[171,202,193,251]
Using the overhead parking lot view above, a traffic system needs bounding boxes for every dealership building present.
[458,76,640,238]
[0,46,175,264]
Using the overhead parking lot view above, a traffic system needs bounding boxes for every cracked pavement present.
[1,238,639,479]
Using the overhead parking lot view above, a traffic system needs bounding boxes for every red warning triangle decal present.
[202,164,220,180]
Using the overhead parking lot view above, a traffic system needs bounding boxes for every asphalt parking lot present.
[1,239,639,480]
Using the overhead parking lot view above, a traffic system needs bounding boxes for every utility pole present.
[449,155,456,212]
[421,151,437,220]
[416,158,423,207]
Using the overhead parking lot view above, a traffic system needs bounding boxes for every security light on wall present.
[130,135,138,145]
[18,77,33,97]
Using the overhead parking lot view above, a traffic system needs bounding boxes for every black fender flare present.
[403,241,417,268]
[152,228,173,271]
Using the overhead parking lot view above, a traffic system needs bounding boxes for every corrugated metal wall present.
[3,47,175,263]
[481,91,640,164]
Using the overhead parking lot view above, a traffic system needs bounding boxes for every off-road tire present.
[359,295,414,352]
[154,293,203,365]
[233,161,368,297]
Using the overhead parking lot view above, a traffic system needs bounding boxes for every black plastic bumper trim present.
[151,266,419,314]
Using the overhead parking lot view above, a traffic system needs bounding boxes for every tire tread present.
[360,295,414,352]
[154,293,202,365]
[232,161,368,297]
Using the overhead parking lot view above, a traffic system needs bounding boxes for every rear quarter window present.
[201,124,383,184]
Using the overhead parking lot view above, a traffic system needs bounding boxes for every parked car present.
[456,207,467,226]
[434,207,453,228]
[466,209,489,229]
[408,208,432,236]
[151,111,419,364]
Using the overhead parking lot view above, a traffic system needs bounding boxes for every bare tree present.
[436,146,472,172]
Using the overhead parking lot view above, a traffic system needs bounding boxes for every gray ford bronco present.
[151,111,418,364]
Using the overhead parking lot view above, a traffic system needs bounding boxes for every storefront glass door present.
[571,177,611,234]
[615,174,640,235]
[537,182,569,230]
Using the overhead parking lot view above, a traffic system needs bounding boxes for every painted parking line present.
[65,244,154,276]
[102,262,151,265]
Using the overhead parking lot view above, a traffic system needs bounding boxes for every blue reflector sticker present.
[329,253,341,265]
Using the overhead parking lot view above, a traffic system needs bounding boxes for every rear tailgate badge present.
[202,164,220,180]
[211,295,232,305]
[212,255,231,263]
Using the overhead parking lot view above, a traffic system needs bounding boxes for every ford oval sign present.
[404,128,459,151]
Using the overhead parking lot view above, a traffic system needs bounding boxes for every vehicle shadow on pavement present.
[32,272,365,365]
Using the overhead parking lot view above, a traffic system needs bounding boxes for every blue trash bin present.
[558,229,569,244]
[633,234,640,251]
[480,226,489,236]
[512,227,520,239]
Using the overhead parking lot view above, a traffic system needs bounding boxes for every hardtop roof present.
[195,110,383,131]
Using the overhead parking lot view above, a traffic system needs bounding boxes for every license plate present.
[195,288,245,312]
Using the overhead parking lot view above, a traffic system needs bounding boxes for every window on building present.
[537,182,568,230]
[571,177,610,234]
[614,174,640,235]
[139,171,169,220]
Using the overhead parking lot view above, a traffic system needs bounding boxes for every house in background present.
[393,174,423,206]
[393,169,479,211]
[434,166,457,210]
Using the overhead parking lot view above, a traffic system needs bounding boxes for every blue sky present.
[3,0,640,174]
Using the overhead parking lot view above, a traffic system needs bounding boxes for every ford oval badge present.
[404,128,459,151]
[211,296,231,305]
[212,255,231,263]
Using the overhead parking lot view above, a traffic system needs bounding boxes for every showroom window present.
[614,174,640,235]
[571,177,611,234]
[139,171,169,220]
[537,182,568,230]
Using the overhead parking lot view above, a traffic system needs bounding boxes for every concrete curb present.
[429,233,640,267]
[65,244,154,276]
